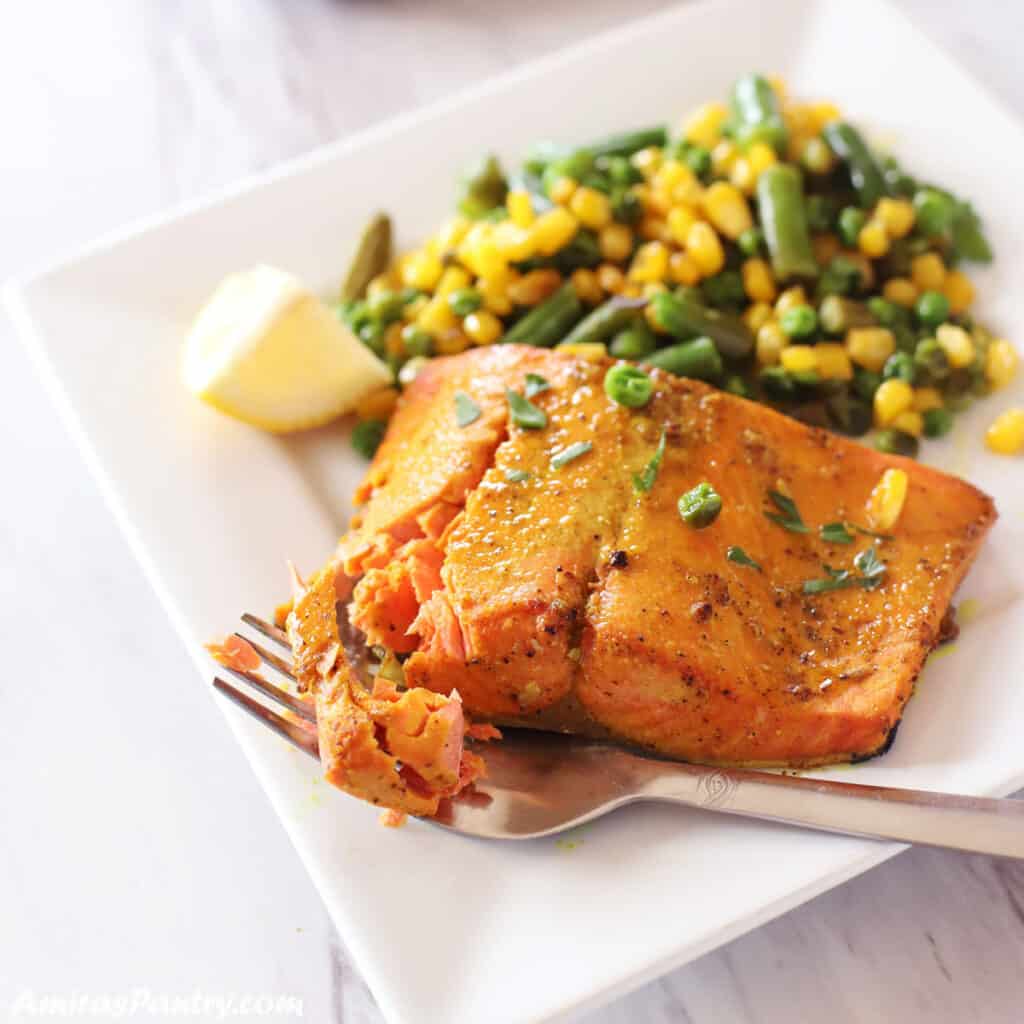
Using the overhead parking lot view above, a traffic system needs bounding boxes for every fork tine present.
[213,676,319,760]
[234,632,295,680]
[217,665,315,722]
[240,612,290,651]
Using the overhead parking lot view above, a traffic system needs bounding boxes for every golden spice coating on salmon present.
[294,346,995,811]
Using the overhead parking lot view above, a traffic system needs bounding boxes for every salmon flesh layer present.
[291,345,995,814]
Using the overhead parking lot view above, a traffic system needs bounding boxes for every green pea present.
[400,324,434,358]
[874,428,919,458]
[915,290,950,328]
[366,289,409,323]
[922,407,954,438]
[609,322,657,360]
[678,482,723,529]
[684,145,711,179]
[358,320,386,358]
[914,337,950,381]
[913,188,955,237]
[737,226,764,257]
[852,367,882,402]
[604,364,653,408]
[866,296,901,327]
[837,206,866,247]
[447,288,482,316]
[780,304,818,339]
[882,351,915,383]
[352,419,387,459]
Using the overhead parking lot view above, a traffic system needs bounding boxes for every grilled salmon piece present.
[578,377,996,766]
[293,346,995,812]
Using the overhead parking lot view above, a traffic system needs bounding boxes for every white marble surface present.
[2,2,1023,1022]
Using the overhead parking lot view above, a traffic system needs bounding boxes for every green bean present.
[586,126,668,159]
[541,150,595,195]
[643,336,723,381]
[610,188,643,225]
[729,74,787,152]
[609,320,657,360]
[456,154,508,219]
[602,155,642,187]
[818,296,874,336]
[554,230,602,272]
[757,165,819,281]
[340,213,392,303]
[822,122,886,209]
[648,291,753,359]
[558,297,645,348]
[805,195,837,233]
[502,283,582,347]
[604,364,653,408]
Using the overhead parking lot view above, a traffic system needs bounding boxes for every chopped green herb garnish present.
[853,545,886,581]
[764,489,809,533]
[551,440,593,469]
[819,522,854,545]
[803,568,858,594]
[803,547,886,595]
[850,523,895,542]
[524,373,551,399]
[506,388,548,430]
[504,469,530,482]
[633,431,666,493]
[678,482,722,529]
[454,391,482,427]
[726,546,761,571]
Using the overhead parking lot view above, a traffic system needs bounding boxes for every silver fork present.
[213,613,1024,858]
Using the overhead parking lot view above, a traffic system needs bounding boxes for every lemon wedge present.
[182,265,392,432]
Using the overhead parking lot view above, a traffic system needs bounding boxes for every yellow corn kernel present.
[815,343,854,381]
[549,176,578,206]
[654,160,701,206]
[847,327,896,372]
[867,468,909,530]
[810,101,841,132]
[628,240,670,284]
[857,219,889,258]
[775,286,808,317]
[634,183,670,217]
[985,339,1019,390]
[873,378,914,427]
[435,328,472,355]
[435,266,471,298]
[401,250,444,291]
[597,263,626,295]
[666,205,697,246]
[598,222,634,263]
[507,189,535,228]
[355,387,399,422]
[478,275,514,316]
[639,215,669,242]
[936,324,975,369]
[366,272,398,299]
[685,221,725,276]
[741,258,777,303]
[756,321,787,366]
[621,283,643,299]
[530,207,579,256]
[436,215,471,251]
[942,269,975,316]
[874,198,915,239]
[883,277,918,308]
[913,387,944,413]
[631,146,663,177]
[570,268,604,306]
[911,252,946,292]
[558,342,607,362]
[711,140,740,177]
[508,268,562,306]
[891,410,924,437]
[703,182,753,240]
[491,221,535,262]
[384,321,406,357]
[463,310,503,346]
[668,251,701,287]
[813,233,841,266]
[743,301,774,332]
[729,157,756,195]
[780,345,818,374]
[569,186,613,230]
[986,408,1024,455]
[747,142,778,178]
[683,101,729,149]
[416,296,458,337]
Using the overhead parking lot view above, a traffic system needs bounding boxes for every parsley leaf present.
[506,388,548,430]
[726,546,762,571]
[454,391,482,427]
[524,373,551,399]
[764,489,809,533]
[632,431,666,493]
[551,440,593,469]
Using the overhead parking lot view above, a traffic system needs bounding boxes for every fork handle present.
[635,762,1024,858]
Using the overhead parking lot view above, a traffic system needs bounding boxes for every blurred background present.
[2,3,1023,1023]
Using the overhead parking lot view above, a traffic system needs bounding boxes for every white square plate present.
[7,0,1024,1020]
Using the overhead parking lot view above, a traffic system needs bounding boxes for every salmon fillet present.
[293,346,995,811]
